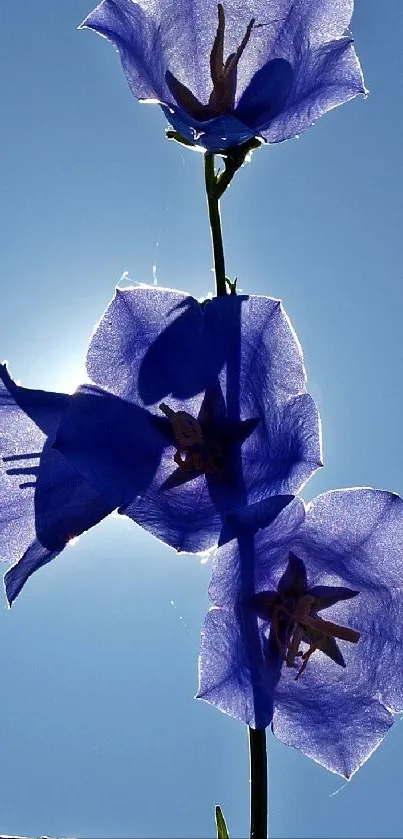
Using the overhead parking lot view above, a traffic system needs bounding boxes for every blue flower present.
[0,365,114,605]
[198,490,403,777]
[54,286,322,553]
[81,0,366,152]
[0,365,163,605]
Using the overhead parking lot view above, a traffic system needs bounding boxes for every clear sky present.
[1,1,403,837]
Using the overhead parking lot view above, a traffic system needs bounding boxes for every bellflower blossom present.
[198,490,403,777]
[0,365,164,604]
[55,286,322,553]
[81,0,366,152]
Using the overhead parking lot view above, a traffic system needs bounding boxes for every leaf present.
[215,804,230,838]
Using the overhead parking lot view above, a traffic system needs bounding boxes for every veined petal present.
[198,606,277,729]
[262,0,356,59]
[243,392,322,506]
[87,288,309,407]
[87,287,208,403]
[210,497,306,606]
[272,684,393,778]
[260,38,365,143]
[81,0,169,102]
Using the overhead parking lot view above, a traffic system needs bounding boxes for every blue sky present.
[1,1,403,836]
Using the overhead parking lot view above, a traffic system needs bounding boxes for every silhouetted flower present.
[198,490,403,777]
[55,286,322,553]
[0,365,113,604]
[82,0,366,151]
[0,366,163,604]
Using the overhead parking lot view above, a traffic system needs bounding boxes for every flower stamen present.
[208,4,255,116]
[160,403,204,448]
[160,402,222,475]
[165,4,255,121]
[273,593,360,679]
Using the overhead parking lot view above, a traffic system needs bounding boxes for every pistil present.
[165,4,255,121]
[160,402,222,475]
[208,4,255,116]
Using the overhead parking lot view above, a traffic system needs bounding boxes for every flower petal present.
[87,287,217,404]
[284,489,403,774]
[272,686,393,778]
[244,392,322,504]
[266,0,356,54]
[219,494,295,545]
[210,497,306,607]
[294,489,403,715]
[81,0,169,102]
[261,38,365,143]
[54,384,165,510]
[87,288,309,408]
[197,606,277,729]
[235,58,294,129]
[120,465,220,553]
[0,366,113,604]
[4,540,60,606]
[301,489,403,593]
[134,0,356,103]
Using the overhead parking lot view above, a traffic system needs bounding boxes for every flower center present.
[165,4,255,121]
[273,594,360,680]
[160,402,222,475]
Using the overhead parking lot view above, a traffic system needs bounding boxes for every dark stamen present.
[208,4,255,116]
[165,4,255,122]
[274,594,360,679]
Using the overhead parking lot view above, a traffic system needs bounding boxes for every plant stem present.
[249,727,268,839]
[204,152,227,297]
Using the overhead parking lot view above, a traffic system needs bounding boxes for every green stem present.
[204,152,227,297]
[249,727,268,839]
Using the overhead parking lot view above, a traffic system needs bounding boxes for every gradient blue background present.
[1,1,402,836]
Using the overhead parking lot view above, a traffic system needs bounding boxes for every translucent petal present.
[0,366,112,604]
[81,0,169,102]
[261,38,365,143]
[198,606,277,729]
